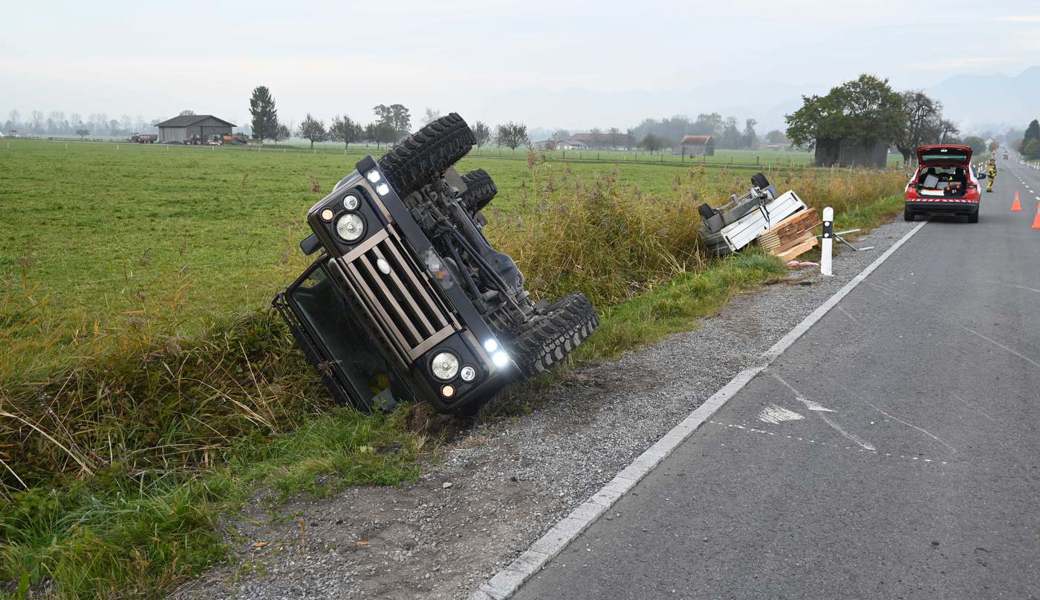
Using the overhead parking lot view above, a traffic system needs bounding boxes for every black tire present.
[966,211,979,223]
[377,113,475,198]
[460,169,498,213]
[512,293,599,376]
[904,207,915,222]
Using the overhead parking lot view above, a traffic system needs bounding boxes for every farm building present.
[560,132,632,150]
[813,138,888,168]
[675,135,715,157]
[156,114,236,143]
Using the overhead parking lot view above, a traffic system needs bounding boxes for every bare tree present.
[495,122,529,150]
[422,108,441,125]
[938,119,959,144]
[641,133,664,153]
[373,104,411,140]
[894,91,942,165]
[274,123,290,142]
[472,121,491,147]
[329,115,363,149]
[298,114,327,149]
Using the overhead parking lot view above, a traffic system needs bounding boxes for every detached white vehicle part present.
[698,173,807,255]
[720,191,809,252]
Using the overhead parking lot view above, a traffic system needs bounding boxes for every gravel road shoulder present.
[172,218,918,600]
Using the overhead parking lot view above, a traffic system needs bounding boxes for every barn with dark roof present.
[156,114,236,143]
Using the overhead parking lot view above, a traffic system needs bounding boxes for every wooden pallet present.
[756,208,820,255]
[774,234,818,261]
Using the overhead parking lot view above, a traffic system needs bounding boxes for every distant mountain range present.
[926,66,1040,134]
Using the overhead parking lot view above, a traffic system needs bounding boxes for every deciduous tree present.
[786,75,905,152]
[329,115,363,149]
[640,133,664,153]
[472,121,492,147]
[496,122,529,150]
[373,104,411,140]
[298,114,326,149]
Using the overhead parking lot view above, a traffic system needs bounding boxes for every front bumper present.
[906,200,979,215]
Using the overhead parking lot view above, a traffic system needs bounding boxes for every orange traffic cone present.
[1032,202,1040,230]
[1012,191,1022,212]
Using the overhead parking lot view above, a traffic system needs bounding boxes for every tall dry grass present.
[489,162,906,307]
[0,311,329,492]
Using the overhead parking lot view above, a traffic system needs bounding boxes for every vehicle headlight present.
[483,338,499,353]
[492,350,510,369]
[335,213,365,242]
[460,366,476,382]
[431,352,460,381]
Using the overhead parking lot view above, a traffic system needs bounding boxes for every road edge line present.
[471,220,928,600]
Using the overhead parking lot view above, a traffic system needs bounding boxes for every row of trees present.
[629,114,760,150]
[250,86,417,148]
[2,110,154,138]
[785,75,962,165]
[1019,119,1040,160]
[546,117,790,155]
[248,85,532,150]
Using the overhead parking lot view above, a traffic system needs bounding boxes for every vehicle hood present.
[917,144,972,166]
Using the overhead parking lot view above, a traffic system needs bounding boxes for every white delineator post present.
[821,206,834,276]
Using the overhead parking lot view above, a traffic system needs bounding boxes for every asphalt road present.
[512,156,1040,599]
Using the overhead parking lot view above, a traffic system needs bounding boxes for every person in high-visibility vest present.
[985,158,997,193]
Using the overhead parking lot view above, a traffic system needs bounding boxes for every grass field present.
[0,138,908,598]
[0,139,901,380]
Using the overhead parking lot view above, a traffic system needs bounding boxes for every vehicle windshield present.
[920,151,969,163]
[288,263,396,409]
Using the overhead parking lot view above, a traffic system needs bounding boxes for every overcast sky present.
[3,0,1039,131]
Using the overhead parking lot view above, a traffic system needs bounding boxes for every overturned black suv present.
[274,114,598,415]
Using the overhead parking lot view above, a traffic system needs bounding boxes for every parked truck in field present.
[275,114,598,415]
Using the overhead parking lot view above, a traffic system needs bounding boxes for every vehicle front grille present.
[337,227,456,362]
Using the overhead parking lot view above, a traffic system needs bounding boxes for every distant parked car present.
[129,133,157,144]
[904,144,982,223]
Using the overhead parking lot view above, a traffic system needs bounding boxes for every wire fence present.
[5,136,906,170]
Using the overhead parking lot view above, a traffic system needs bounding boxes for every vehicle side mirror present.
[977,173,987,179]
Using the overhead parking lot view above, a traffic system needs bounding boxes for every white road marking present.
[836,305,861,326]
[708,420,947,465]
[471,221,929,600]
[758,404,805,424]
[771,371,877,451]
[862,399,957,454]
[992,282,1040,295]
[961,326,1040,371]
[801,399,836,412]
[949,391,998,424]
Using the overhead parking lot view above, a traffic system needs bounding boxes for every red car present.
[904,144,984,223]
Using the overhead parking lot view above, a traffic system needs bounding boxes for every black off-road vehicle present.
[274,114,598,415]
